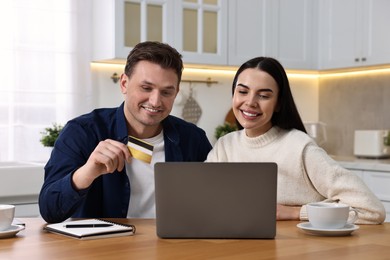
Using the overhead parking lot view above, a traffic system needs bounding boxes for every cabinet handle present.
[362,57,366,62]
[355,58,360,62]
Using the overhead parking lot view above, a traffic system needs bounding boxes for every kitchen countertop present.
[332,155,390,172]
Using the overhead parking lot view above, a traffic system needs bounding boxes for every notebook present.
[154,162,278,239]
[44,219,136,240]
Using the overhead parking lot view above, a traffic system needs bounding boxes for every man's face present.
[120,60,179,138]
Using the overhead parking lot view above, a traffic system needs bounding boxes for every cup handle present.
[347,208,359,224]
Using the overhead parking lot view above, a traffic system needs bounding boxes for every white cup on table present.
[0,204,15,231]
[307,202,358,229]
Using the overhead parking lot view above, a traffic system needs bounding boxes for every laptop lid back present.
[154,162,277,239]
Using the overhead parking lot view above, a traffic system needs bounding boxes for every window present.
[0,1,92,162]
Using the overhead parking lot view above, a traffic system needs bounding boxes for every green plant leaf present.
[40,123,63,147]
[215,122,238,139]
[385,132,390,146]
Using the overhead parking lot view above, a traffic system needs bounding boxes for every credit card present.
[127,136,154,164]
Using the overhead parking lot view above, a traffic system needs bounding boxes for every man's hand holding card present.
[127,136,154,164]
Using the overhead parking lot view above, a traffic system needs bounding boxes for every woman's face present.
[232,68,279,137]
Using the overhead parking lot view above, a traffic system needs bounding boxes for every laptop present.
[154,162,278,239]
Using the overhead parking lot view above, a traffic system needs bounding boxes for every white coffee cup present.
[0,204,15,231]
[307,202,358,229]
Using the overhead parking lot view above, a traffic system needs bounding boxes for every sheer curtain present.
[0,0,93,162]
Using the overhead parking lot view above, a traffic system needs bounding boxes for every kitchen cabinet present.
[92,0,174,62]
[227,0,273,66]
[92,0,269,66]
[174,0,228,65]
[93,0,390,69]
[272,0,318,70]
[182,0,319,68]
[228,0,390,70]
[177,0,317,67]
[92,0,227,65]
[318,0,390,69]
[228,0,318,69]
[353,170,390,223]
[0,162,44,217]
[14,203,40,218]
[339,159,390,222]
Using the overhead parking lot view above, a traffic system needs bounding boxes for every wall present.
[319,70,390,156]
[92,63,390,157]
[91,63,319,144]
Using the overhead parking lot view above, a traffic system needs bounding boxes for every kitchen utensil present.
[304,122,327,146]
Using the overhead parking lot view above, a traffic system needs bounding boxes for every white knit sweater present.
[206,126,386,224]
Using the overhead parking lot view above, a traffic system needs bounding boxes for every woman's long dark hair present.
[232,57,306,133]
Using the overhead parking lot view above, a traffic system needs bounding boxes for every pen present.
[64,224,113,228]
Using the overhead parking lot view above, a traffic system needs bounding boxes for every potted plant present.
[214,122,238,140]
[40,123,63,147]
[385,131,390,146]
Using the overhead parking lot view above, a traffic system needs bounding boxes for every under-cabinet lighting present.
[286,71,319,79]
[91,62,124,70]
[183,67,236,77]
[92,62,390,81]
[318,66,390,78]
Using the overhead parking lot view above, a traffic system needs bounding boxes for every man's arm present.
[38,122,131,223]
[72,139,131,190]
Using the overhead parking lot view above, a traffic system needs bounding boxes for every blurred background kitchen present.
[1,0,390,219]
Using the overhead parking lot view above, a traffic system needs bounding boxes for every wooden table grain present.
[1,218,389,260]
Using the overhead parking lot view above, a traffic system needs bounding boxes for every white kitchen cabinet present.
[92,0,174,62]
[349,169,390,222]
[272,0,318,70]
[92,0,227,65]
[318,0,390,69]
[93,0,275,67]
[226,0,317,68]
[92,0,270,66]
[14,203,40,218]
[93,0,390,69]
[362,171,390,223]
[174,0,228,65]
[226,0,390,69]
[93,0,319,67]
[227,0,274,66]
[0,162,44,218]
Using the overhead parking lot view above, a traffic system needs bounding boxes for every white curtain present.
[0,0,93,162]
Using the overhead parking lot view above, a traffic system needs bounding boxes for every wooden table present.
[1,218,389,259]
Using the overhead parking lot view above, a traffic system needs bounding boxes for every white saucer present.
[0,225,25,239]
[297,222,359,236]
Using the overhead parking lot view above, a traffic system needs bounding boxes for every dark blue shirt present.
[39,103,212,223]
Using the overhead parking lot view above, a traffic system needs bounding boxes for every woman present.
[206,57,385,224]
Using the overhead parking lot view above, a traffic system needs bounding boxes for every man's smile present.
[142,105,162,113]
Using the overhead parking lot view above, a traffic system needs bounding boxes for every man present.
[39,41,212,223]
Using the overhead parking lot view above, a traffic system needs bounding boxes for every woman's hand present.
[276,204,301,220]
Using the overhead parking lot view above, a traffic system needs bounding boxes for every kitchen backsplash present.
[319,71,390,156]
[91,63,319,145]
[92,63,390,156]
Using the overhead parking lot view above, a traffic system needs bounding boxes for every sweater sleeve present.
[302,144,386,224]
[205,134,232,162]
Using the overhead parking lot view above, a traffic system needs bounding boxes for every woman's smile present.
[241,109,261,119]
